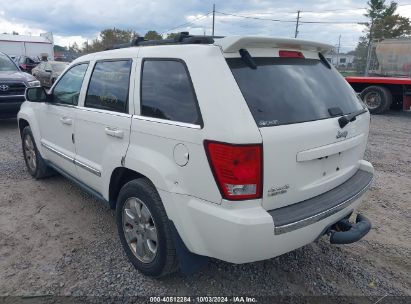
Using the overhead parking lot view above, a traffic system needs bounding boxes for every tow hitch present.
[329,214,371,244]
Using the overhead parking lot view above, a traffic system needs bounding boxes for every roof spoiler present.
[214,36,334,53]
[110,32,216,50]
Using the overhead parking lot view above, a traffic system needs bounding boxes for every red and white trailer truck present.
[346,76,411,114]
[345,39,411,114]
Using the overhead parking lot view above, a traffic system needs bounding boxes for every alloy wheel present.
[122,197,158,263]
[24,135,37,172]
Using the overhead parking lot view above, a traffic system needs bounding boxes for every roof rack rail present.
[110,32,216,50]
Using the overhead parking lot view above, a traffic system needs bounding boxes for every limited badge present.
[268,184,290,197]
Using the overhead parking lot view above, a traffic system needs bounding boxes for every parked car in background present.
[0,52,40,118]
[14,55,40,73]
[32,61,69,87]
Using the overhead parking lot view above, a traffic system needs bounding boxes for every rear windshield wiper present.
[239,49,257,69]
[338,108,368,129]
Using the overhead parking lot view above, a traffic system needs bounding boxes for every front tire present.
[21,126,52,179]
[116,178,178,277]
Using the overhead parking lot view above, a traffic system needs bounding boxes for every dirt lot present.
[0,112,410,300]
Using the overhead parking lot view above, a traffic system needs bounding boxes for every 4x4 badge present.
[336,130,348,139]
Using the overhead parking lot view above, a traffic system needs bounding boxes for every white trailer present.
[0,32,54,60]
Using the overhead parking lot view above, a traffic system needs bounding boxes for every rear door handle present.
[105,127,124,138]
[60,117,72,125]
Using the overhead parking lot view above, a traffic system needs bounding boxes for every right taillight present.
[204,140,263,201]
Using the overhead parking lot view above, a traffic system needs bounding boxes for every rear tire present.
[21,126,53,179]
[360,86,392,114]
[116,178,178,277]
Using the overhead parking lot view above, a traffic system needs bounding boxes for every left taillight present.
[204,140,263,201]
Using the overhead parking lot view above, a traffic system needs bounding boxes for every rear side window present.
[85,60,131,113]
[141,59,202,125]
[227,57,363,127]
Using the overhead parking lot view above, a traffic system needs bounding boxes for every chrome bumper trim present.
[273,174,373,235]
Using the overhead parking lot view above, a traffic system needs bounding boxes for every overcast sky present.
[1,0,411,52]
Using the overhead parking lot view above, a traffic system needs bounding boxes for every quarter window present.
[53,63,88,105]
[141,60,202,125]
[85,60,132,113]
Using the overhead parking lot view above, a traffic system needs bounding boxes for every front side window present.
[85,60,131,113]
[141,59,202,125]
[53,63,88,105]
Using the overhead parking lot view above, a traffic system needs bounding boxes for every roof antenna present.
[239,49,257,69]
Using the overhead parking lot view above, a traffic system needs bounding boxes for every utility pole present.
[294,10,300,38]
[336,35,341,67]
[212,4,215,37]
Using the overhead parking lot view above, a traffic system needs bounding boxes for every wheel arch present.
[17,109,44,158]
[18,118,30,138]
[108,167,149,209]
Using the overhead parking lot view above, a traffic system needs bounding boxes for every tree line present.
[54,0,410,75]
[54,30,178,55]
[353,0,411,74]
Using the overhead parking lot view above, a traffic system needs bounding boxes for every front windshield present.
[0,54,18,72]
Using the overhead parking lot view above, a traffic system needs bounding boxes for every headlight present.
[27,80,41,87]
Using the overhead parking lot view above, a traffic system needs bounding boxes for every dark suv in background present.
[0,52,40,118]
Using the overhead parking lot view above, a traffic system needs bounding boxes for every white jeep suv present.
[18,33,374,277]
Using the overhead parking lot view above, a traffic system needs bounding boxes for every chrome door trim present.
[132,115,201,129]
[0,95,25,98]
[74,159,101,177]
[41,141,101,177]
[41,141,74,162]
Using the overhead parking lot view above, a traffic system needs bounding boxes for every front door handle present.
[105,127,124,139]
[60,117,72,125]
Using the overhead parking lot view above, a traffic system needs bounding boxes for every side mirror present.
[26,86,49,103]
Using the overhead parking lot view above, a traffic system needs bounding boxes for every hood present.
[0,70,36,83]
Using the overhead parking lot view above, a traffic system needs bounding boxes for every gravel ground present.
[0,112,410,300]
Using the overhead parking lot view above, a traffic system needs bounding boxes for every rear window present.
[141,59,202,125]
[227,57,363,127]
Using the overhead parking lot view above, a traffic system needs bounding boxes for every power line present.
[302,7,367,13]
[216,11,295,23]
[216,11,364,24]
[161,12,211,34]
[159,3,411,36]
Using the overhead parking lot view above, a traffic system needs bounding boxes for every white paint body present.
[18,36,373,263]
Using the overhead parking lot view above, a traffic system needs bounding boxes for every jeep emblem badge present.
[336,130,348,139]
[0,84,9,92]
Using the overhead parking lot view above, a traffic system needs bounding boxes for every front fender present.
[17,102,45,157]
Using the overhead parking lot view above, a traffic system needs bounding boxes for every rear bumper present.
[160,160,373,264]
[268,167,373,235]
